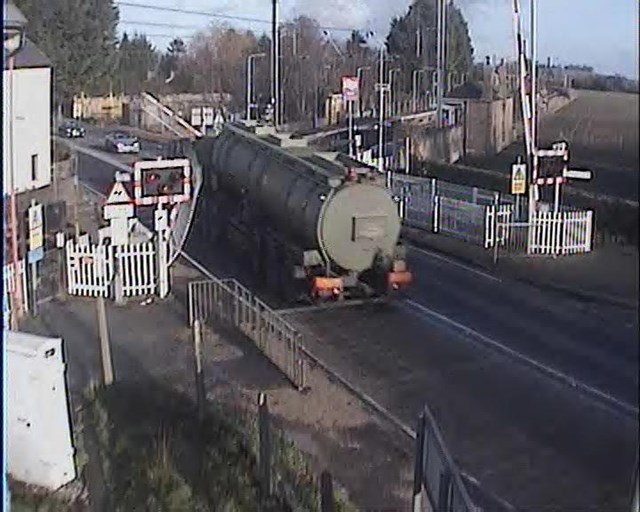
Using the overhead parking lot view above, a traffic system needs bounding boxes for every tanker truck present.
[192,122,412,302]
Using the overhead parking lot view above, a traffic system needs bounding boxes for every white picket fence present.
[65,240,157,298]
[529,210,593,255]
[3,260,29,328]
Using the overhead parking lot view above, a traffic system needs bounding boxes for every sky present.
[117,0,639,79]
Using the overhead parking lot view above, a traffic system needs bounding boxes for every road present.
[64,125,639,511]
[287,247,638,511]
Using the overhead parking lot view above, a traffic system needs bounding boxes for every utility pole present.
[529,0,539,219]
[7,54,23,328]
[436,0,447,128]
[376,46,388,185]
[271,0,280,129]
[96,296,114,386]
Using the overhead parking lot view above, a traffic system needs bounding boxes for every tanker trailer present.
[194,122,412,301]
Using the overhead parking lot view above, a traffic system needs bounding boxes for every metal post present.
[73,165,80,240]
[193,318,206,423]
[7,55,23,327]
[96,296,114,386]
[356,66,369,118]
[553,178,561,214]
[348,99,354,157]
[321,471,335,512]
[377,46,386,178]
[412,69,424,112]
[271,0,280,129]
[30,261,37,316]
[405,137,411,174]
[630,458,639,512]
[411,412,426,512]
[246,56,252,120]
[258,393,272,500]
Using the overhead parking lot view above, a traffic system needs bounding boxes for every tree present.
[117,32,158,94]
[386,0,474,95]
[15,0,119,104]
[158,38,188,92]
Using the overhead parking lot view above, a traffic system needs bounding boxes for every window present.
[31,154,38,182]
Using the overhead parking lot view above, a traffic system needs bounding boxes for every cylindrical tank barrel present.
[203,127,401,272]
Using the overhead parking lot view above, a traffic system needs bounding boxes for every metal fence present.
[188,278,306,390]
[435,196,487,245]
[392,174,593,256]
[412,404,479,512]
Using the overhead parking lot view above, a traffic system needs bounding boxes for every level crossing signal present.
[133,158,191,206]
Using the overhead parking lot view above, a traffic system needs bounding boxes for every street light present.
[412,69,427,112]
[387,68,400,117]
[4,2,27,328]
[4,2,26,59]
[246,52,266,121]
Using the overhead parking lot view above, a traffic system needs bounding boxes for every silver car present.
[104,131,140,154]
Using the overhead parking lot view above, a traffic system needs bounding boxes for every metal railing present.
[413,404,479,512]
[188,278,306,390]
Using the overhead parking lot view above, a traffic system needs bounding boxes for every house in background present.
[3,9,52,196]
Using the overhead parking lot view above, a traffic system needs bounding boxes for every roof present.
[4,38,52,70]
[4,2,27,26]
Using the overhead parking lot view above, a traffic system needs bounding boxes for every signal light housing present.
[133,158,191,206]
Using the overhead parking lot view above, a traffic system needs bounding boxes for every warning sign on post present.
[511,163,527,195]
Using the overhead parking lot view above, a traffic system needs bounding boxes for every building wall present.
[3,67,52,195]
[463,96,514,156]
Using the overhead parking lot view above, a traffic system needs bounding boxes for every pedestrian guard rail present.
[188,278,306,390]
[413,404,479,512]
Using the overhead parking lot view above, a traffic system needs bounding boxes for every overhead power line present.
[120,20,204,31]
[115,1,360,33]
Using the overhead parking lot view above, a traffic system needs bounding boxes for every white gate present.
[66,240,158,298]
[484,204,513,248]
[114,242,157,297]
[66,241,114,297]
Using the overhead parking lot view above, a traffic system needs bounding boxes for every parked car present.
[114,170,132,182]
[58,120,85,138]
[104,131,140,154]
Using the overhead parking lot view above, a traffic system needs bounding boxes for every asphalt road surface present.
[68,128,639,511]
[286,247,638,511]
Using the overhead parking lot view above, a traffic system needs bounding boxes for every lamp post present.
[356,66,370,118]
[4,2,27,329]
[246,53,266,121]
[412,68,427,112]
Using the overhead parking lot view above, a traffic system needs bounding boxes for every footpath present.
[404,226,638,310]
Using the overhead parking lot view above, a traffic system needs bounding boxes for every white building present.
[3,36,52,195]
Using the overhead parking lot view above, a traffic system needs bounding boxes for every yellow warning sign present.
[511,163,527,195]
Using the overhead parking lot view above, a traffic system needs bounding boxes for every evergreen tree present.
[15,0,119,103]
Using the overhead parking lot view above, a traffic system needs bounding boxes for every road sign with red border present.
[342,76,359,102]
